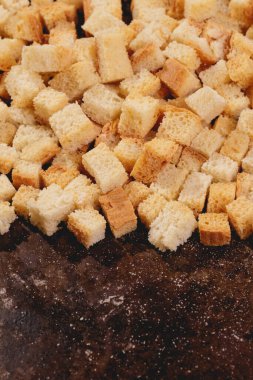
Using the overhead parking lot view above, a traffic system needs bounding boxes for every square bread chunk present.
[12,185,40,219]
[49,20,77,47]
[178,172,212,215]
[33,88,68,124]
[0,201,16,235]
[0,143,18,174]
[9,106,36,126]
[207,182,236,213]
[220,130,249,163]
[65,174,101,210]
[52,149,82,171]
[114,138,143,173]
[226,197,253,239]
[123,181,150,209]
[236,172,253,198]
[49,103,101,151]
[149,201,197,252]
[214,115,237,137]
[99,187,137,238]
[138,193,168,228]
[73,37,97,66]
[199,60,230,90]
[229,0,253,28]
[40,165,79,189]
[202,153,238,182]
[186,86,226,124]
[0,38,24,71]
[12,160,41,189]
[227,53,253,89]
[164,41,201,72]
[13,124,57,152]
[67,208,106,249]
[0,174,16,201]
[131,43,165,74]
[0,122,17,146]
[118,96,160,138]
[29,184,74,236]
[20,137,60,165]
[237,108,253,139]
[96,28,133,83]
[191,128,224,158]
[242,148,253,174]
[83,0,122,20]
[184,0,217,21]
[82,143,128,193]
[39,2,76,30]
[198,213,231,246]
[217,83,250,118]
[178,147,206,172]
[119,69,161,98]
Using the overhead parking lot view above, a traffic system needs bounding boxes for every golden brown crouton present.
[198,213,231,246]
[207,182,236,213]
[40,165,79,189]
[226,196,253,239]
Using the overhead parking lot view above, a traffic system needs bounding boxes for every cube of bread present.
[216,83,250,118]
[52,149,82,171]
[199,60,230,90]
[12,160,41,189]
[29,184,74,236]
[49,20,77,47]
[0,143,18,174]
[82,143,128,193]
[4,65,45,108]
[184,0,217,21]
[198,213,231,246]
[207,182,236,213]
[157,106,203,146]
[220,130,249,163]
[149,201,197,251]
[214,115,237,137]
[0,174,16,201]
[227,53,253,89]
[237,108,253,139]
[65,174,101,209]
[114,138,143,173]
[191,128,224,158]
[40,165,79,189]
[226,196,253,239]
[131,0,167,19]
[236,172,253,198]
[0,201,16,235]
[96,28,133,83]
[0,122,17,146]
[95,119,120,150]
[131,138,182,184]
[138,193,168,228]
[0,101,9,123]
[150,164,188,201]
[230,31,253,56]
[83,0,122,20]
[229,0,253,28]
[39,2,76,30]
[178,147,207,172]
[202,152,238,182]
[164,41,201,72]
[73,37,98,67]
[186,87,226,124]
[118,96,160,139]
[178,172,212,215]
[242,148,253,174]
[82,84,123,126]
[99,187,137,238]
[49,103,101,151]
[131,43,165,74]
[157,58,201,98]
[0,5,10,31]
[12,124,57,152]
[9,106,36,126]
[33,88,68,124]
[20,137,60,165]
[12,185,40,219]
[49,60,100,102]
[67,208,106,249]
[0,38,24,71]
[119,69,161,98]
[123,181,150,209]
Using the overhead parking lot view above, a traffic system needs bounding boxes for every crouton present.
[242,148,253,174]
[65,174,101,209]
[9,106,36,126]
[198,213,231,246]
[0,38,24,71]
[20,137,60,165]
[0,122,17,146]
[1,0,29,11]
[39,2,76,30]
[33,88,68,124]
[0,143,18,174]
[0,5,10,31]
[131,43,165,73]
[73,38,98,67]
[131,0,167,19]
[207,182,236,213]
[99,187,137,238]
[119,69,161,98]
[138,193,167,228]
[12,124,57,152]
[184,0,217,21]
[229,0,253,28]
[12,160,41,189]
[83,0,122,20]
[216,83,250,117]
[12,185,40,219]
[220,130,249,163]
[49,103,100,151]
[199,60,230,90]
[52,149,82,171]
[95,119,120,150]
[214,115,237,137]
[236,172,253,198]
[123,181,150,209]
[40,165,79,189]
[226,196,253,239]
[246,25,253,39]
[0,101,10,124]
[0,174,16,201]
[191,128,224,158]
[0,201,16,235]
[49,21,77,47]
[114,138,143,173]
[132,6,166,23]
[237,108,253,140]
[202,152,238,182]
[163,41,201,72]
[229,31,253,57]
[227,53,253,89]
[178,147,207,172]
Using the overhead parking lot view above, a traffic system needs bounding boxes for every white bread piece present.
[4,65,45,108]
[138,193,168,228]
[40,165,79,189]
[83,0,122,20]
[9,106,36,126]
[164,41,201,72]
[0,122,17,145]
[49,103,101,151]
[0,174,16,201]
[20,136,60,165]
[52,149,82,171]
[157,106,203,146]
[131,43,165,73]
[123,181,150,209]
[149,201,197,252]
[130,6,166,23]
[207,182,236,213]
[191,128,224,158]
[49,21,77,47]
[12,185,40,219]
[216,83,250,118]
[198,212,231,246]
[0,101,9,122]
[82,84,123,126]
[114,138,143,173]
[220,130,249,163]
[227,53,253,89]
[185,0,217,21]
[0,38,24,71]
[202,152,238,182]
[178,172,212,215]
[2,0,30,11]
[39,2,76,30]
[67,208,106,249]
[150,163,188,201]
[96,28,133,83]
[214,115,237,137]
[82,143,128,193]
[119,69,161,98]
[0,143,18,174]
[65,174,101,210]
[236,172,253,198]
[229,0,253,29]
[131,0,167,19]
[95,119,120,150]
[242,148,253,174]
[73,38,97,67]
[12,160,41,189]
[178,147,207,172]
[186,87,226,124]
[13,124,57,152]
[0,201,16,235]
[202,19,232,61]
[33,88,68,124]
[118,96,160,138]
[226,196,253,239]
[29,184,74,236]
[237,108,253,139]
[199,60,230,90]
[49,59,100,102]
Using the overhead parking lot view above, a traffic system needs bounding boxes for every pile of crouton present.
[1,0,253,252]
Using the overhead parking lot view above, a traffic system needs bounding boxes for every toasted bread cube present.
[13,124,57,152]
[226,196,253,239]
[40,2,76,30]
[52,149,82,171]
[227,53,253,89]
[33,88,68,124]
[191,128,224,158]
[131,43,165,73]
[214,115,237,137]
[68,208,106,249]
[207,182,236,213]
[49,20,77,47]
[0,5,10,30]
[242,148,253,174]
[236,172,253,198]
[216,83,250,118]
[9,106,36,126]
[184,0,217,21]
[20,137,60,165]
[118,96,160,139]
[95,119,120,150]
[65,174,101,209]
[0,101,9,123]
[131,138,182,184]
[29,184,74,236]
[220,130,249,163]
[49,60,100,102]
[12,185,40,219]
[82,143,128,193]
[123,181,150,209]
[73,37,98,67]
[202,152,238,182]
[119,69,161,98]
[198,213,231,246]
[40,165,79,189]
[237,108,253,139]
[246,26,253,39]
[0,201,16,235]
[199,60,230,90]
[178,172,212,215]
[0,122,17,146]
[138,193,168,228]
[5,66,45,108]
[157,106,203,146]
[0,38,24,71]
[131,0,167,19]
[149,201,197,251]
[157,58,201,98]
[83,0,122,20]
[164,41,201,72]
[186,87,226,124]
[178,147,207,172]
[0,174,16,201]
[229,0,253,28]
[49,103,100,151]
[114,138,143,173]
[0,143,18,174]
[150,164,188,201]
[12,160,41,189]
